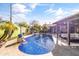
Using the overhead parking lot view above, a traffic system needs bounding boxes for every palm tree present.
[0,21,18,41]
[6,22,18,39]
[0,4,18,46]
[6,4,18,40]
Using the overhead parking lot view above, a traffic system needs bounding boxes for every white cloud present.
[12,3,39,14]
[12,4,31,14]
[45,8,71,23]
[45,8,65,17]
[12,4,32,23]
[0,14,10,21]
[55,8,64,16]
[30,3,38,9]
[52,8,79,23]
[13,14,26,19]
[45,8,56,14]
[12,4,79,24]
[55,8,79,20]
[12,3,39,23]
[70,9,79,15]
[54,8,69,20]
[13,14,27,23]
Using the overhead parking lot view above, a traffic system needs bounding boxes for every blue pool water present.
[18,34,55,55]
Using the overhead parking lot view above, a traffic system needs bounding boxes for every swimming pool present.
[18,33,56,55]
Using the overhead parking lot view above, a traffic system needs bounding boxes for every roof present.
[53,13,79,24]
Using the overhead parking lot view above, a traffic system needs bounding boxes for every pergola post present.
[59,24,62,45]
[67,21,70,46]
[56,24,59,45]
[52,27,54,34]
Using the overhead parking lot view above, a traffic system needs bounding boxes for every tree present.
[30,20,41,33]
[17,22,30,35]
[42,24,49,33]
[30,20,39,26]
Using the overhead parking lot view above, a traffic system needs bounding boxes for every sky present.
[0,3,79,25]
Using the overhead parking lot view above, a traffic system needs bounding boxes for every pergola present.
[52,13,79,46]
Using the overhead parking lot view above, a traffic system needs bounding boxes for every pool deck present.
[0,35,53,56]
[0,43,53,56]
[0,35,79,56]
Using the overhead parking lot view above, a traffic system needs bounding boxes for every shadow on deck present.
[52,45,79,56]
